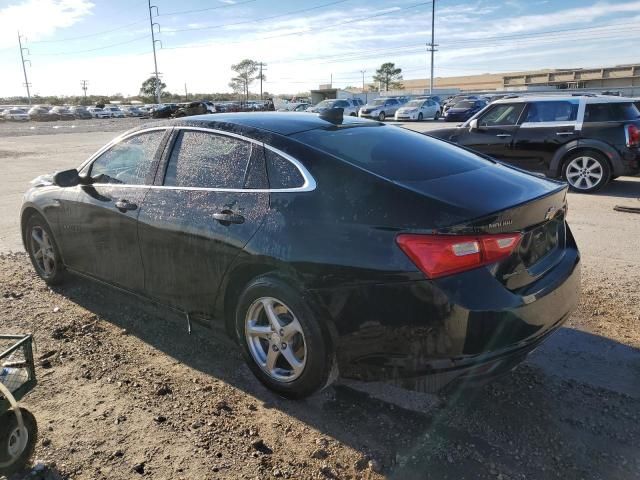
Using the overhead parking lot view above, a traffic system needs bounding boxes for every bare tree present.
[230,59,263,102]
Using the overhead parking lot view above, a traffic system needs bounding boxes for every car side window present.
[164,131,252,189]
[90,130,165,185]
[478,103,525,127]
[336,100,349,108]
[265,150,304,189]
[584,103,640,122]
[524,101,578,123]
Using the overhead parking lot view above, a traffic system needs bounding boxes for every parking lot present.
[1,117,640,479]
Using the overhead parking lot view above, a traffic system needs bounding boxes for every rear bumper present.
[317,231,581,390]
[617,146,640,176]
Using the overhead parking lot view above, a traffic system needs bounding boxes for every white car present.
[395,98,441,121]
[103,106,126,118]
[2,108,30,121]
[306,99,359,116]
[88,107,111,119]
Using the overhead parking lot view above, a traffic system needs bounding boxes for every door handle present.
[115,199,137,211]
[556,131,575,136]
[213,210,245,225]
[496,134,512,138]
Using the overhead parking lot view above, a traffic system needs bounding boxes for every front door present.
[138,129,270,316]
[64,128,170,292]
[457,102,526,160]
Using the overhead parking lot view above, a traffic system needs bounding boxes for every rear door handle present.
[496,134,512,138]
[213,210,245,225]
[115,199,137,211]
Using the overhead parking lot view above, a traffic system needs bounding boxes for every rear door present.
[137,128,270,315]
[65,128,170,292]
[510,99,581,172]
[455,102,526,160]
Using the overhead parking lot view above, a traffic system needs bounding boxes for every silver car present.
[358,97,404,121]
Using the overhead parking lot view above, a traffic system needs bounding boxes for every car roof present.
[492,94,636,104]
[133,112,376,137]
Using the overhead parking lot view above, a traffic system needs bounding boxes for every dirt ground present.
[1,119,640,480]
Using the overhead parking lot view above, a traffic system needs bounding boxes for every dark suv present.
[429,95,640,192]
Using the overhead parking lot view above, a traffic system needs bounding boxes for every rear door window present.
[292,125,490,181]
[164,131,252,189]
[523,101,578,123]
[584,103,640,122]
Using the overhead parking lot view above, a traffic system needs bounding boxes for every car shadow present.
[595,177,640,199]
[51,276,640,480]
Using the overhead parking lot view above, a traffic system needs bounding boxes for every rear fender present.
[549,139,622,177]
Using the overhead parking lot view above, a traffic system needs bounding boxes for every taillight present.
[396,233,522,279]
[626,124,640,147]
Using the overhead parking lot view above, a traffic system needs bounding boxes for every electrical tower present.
[427,0,437,94]
[258,62,267,100]
[148,0,162,103]
[17,32,32,105]
[80,80,89,103]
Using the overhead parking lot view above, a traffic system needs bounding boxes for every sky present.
[0,0,640,97]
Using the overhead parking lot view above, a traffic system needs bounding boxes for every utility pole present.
[184,82,188,101]
[330,73,333,88]
[360,69,367,102]
[80,80,89,103]
[258,62,267,100]
[17,32,32,105]
[427,0,438,94]
[148,0,162,103]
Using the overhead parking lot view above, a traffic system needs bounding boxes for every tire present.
[418,113,423,121]
[562,150,611,193]
[24,213,65,285]
[349,112,356,117]
[378,111,386,121]
[434,110,441,120]
[0,409,38,477]
[235,275,334,399]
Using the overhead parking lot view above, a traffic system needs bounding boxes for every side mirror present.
[469,118,479,131]
[52,169,92,187]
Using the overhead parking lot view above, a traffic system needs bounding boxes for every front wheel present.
[25,213,65,285]
[235,276,334,398]
[562,151,611,193]
[434,110,441,120]
[378,111,386,121]
[0,409,38,477]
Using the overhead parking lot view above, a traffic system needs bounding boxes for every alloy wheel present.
[30,226,56,278]
[565,156,604,190]
[245,297,307,383]
[378,112,386,121]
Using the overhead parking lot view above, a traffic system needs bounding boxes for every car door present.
[455,103,526,160]
[510,100,580,172]
[62,128,170,292]
[137,128,270,316]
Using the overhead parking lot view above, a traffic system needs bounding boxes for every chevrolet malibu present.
[21,112,580,398]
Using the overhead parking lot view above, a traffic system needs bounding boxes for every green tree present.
[372,62,403,91]
[230,59,264,101]
[139,76,166,100]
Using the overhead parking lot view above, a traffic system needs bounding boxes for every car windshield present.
[454,101,475,108]
[371,99,385,106]
[405,100,423,107]
[292,125,490,181]
[316,100,336,108]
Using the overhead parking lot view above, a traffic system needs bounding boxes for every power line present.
[159,0,259,18]
[28,19,147,44]
[31,35,148,56]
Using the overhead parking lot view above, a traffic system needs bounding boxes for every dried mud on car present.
[1,253,639,480]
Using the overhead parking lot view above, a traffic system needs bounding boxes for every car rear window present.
[584,102,640,122]
[292,125,490,181]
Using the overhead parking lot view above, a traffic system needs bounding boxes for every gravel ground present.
[2,117,640,480]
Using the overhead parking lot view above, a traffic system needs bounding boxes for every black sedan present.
[444,100,487,122]
[21,112,580,398]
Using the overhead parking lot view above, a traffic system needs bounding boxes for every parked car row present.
[429,94,640,193]
[0,104,149,122]
[303,96,443,122]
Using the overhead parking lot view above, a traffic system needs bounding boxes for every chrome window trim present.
[519,121,578,129]
[78,125,316,193]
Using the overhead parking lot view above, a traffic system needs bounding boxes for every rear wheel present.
[434,110,441,120]
[562,151,611,193]
[378,111,386,121]
[418,113,423,121]
[25,213,65,285]
[0,409,38,477]
[235,276,334,398]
